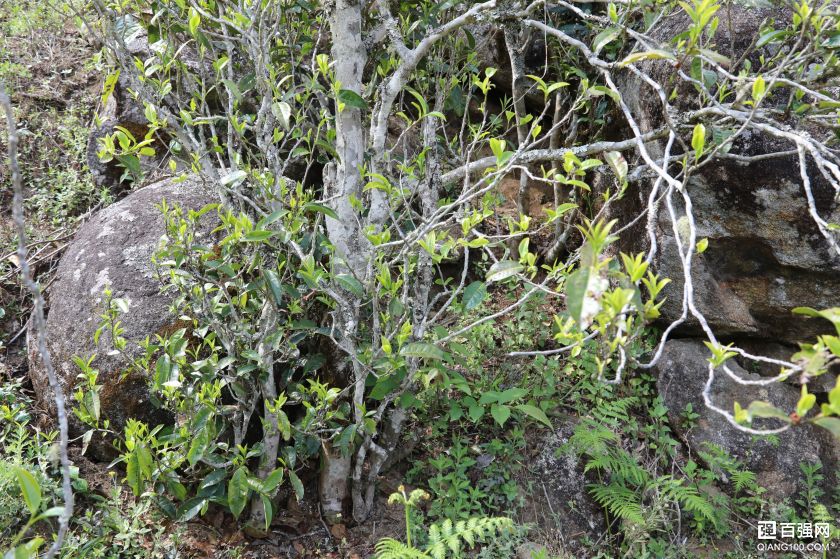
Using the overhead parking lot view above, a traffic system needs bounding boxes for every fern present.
[730,470,757,493]
[583,447,649,486]
[376,486,514,559]
[374,538,432,559]
[592,396,639,424]
[425,517,513,559]
[588,482,645,525]
[660,478,716,525]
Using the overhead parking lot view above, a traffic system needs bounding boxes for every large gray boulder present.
[615,6,840,344]
[653,339,838,501]
[28,175,217,454]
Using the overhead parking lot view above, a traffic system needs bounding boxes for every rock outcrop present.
[652,339,838,501]
[522,418,606,553]
[616,5,840,344]
[28,175,217,454]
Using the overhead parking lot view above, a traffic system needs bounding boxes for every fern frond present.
[584,448,648,486]
[588,482,645,525]
[676,488,715,523]
[374,537,431,559]
[730,470,756,493]
[424,516,513,559]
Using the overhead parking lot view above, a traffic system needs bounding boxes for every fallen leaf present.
[330,523,347,540]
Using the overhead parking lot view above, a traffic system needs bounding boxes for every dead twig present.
[1,82,74,558]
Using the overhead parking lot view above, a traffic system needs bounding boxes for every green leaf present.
[796,386,816,417]
[288,470,304,502]
[399,342,448,361]
[490,404,511,427]
[125,452,143,496]
[271,101,292,129]
[264,269,285,306]
[262,468,285,494]
[462,281,487,311]
[813,417,840,439]
[691,124,706,159]
[243,230,275,242]
[15,467,41,516]
[756,29,788,47]
[335,274,365,297]
[696,238,709,254]
[177,497,207,522]
[495,387,528,404]
[620,49,676,66]
[468,403,484,422]
[227,467,249,519]
[746,401,791,423]
[188,8,200,35]
[278,410,291,441]
[751,76,766,103]
[486,260,523,283]
[565,266,591,325]
[186,427,208,467]
[604,151,627,183]
[516,404,552,428]
[337,89,368,110]
[220,169,247,187]
[303,202,339,220]
[260,495,273,531]
[592,27,620,53]
[489,138,506,161]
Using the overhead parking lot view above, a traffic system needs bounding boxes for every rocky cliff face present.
[617,6,840,344]
[612,5,840,499]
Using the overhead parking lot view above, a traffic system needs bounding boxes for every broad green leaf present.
[620,49,676,66]
[15,467,41,516]
[604,151,627,182]
[335,274,365,297]
[796,385,816,417]
[303,202,339,220]
[489,138,506,161]
[337,89,367,110]
[186,427,208,467]
[278,410,291,441]
[36,506,66,519]
[746,401,791,422]
[289,470,304,502]
[220,169,247,187]
[516,404,552,428]
[757,29,788,47]
[264,269,285,306]
[227,467,249,518]
[243,230,275,241]
[260,495,273,531]
[177,497,207,522]
[490,404,511,427]
[692,124,706,159]
[486,260,523,283]
[813,417,840,439]
[592,27,620,53]
[462,281,487,311]
[188,8,200,35]
[752,76,766,103]
[399,342,448,361]
[271,101,292,129]
[262,468,285,494]
[125,452,143,496]
[496,387,528,404]
[696,238,709,253]
[565,266,591,325]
